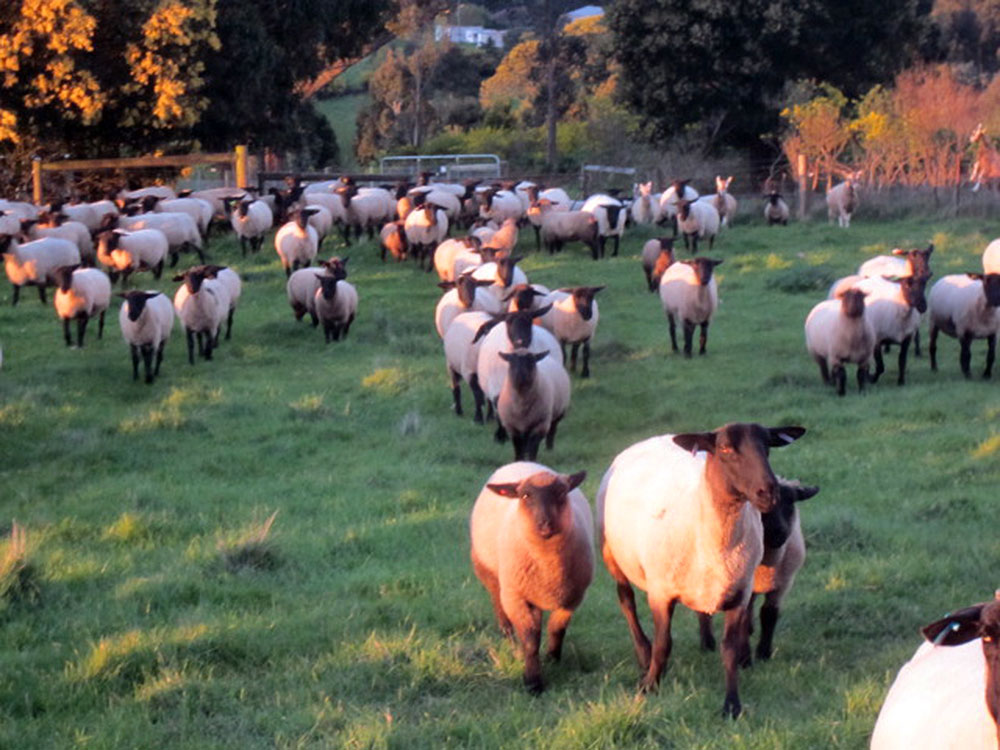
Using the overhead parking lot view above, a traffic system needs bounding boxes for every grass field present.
[2,208,999,748]
[315,94,368,170]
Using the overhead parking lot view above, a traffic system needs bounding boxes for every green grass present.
[2,211,1000,748]
[316,94,369,169]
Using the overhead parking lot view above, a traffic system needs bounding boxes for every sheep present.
[96,229,167,285]
[859,245,934,280]
[274,208,320,277]
[117,290,174,384]
[434,273,501,338]
[409,186,462,225]
[51,265,112,347]
[189,187,245,230]
[804,287,876,395]
[286,267,326,326]
[379,220,409,263]
[493,350,571,460]
[305,204,334,250]
[404,203,449,271]
[121,185,176,202]
[471,254,528,309]
[200,264,241,341]
[443,310,495,421]
[928,272,1000,379]
[229,197,273,255]
[478,188,523,224]
[49,201,100,234]
[481,217,519,256]
[826,179,858,228]
[115,210,204,266]
[505,283,551,315]
[870,592,1000,750]
[2,235,81,305]
[27,213,95,265]
[856,274,931,386]
[0,211,20,237]
[335,184,386,244]
[697,176,738,228]
[659,258,723,357]
[469,462,593,694]
[539,286,604,377]
[641,237,676,292]
[984,238,1000,274]
[658,179,699,233]
[597,422,806,717]
[0,199,41,222]
[313,274,358,343]
[764,192,789,226]
[146,195,213,239]
[297,189,347,231]
[172,266,229,364]
[531,205,600,259]
[694,478,820,665]
[675,199,720,255]
[581,194,626,258]
[631,182,662,225]
[432,236,480,280]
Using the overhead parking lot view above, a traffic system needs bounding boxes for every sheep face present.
[972,272,1000,307]
[504,304,552,347]
[454,274,493,307]
[672,423,807,513]
[52,264,82,292]
[682,258,723,286]
[504,284,544,311]
[605,204,624,228]
[495,255,524,287]
[487,470,586,540]
[566,286,605,321]
[837,288,867,318]
[119,291,158,321]
[768,193,782,205]
[174,268,208,294]
[761,482,819,549]
[0,234,15,254]
[498,349,548,391]
[317,274,341,300]
[892,244,933,276]
[898,274,931,313]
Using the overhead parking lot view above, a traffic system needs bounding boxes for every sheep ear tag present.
[487,482,520,499]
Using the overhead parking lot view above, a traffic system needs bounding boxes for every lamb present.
[826,179,858,228]
[533,206,600,259]
[985,239,1000,274]
[51,265,112,347]
[870,592,1000,750]
[2,235,81,305]
[274,208,320,277]
[928,272,1000,378]
[229,197,273,255]
[96,229,167,285]
[379,220,409,263]
[695,478,820,665]
[804,287,876,395]
[200,264,241,341]
[116,210,204,266]
[858,274,931,386]
[675,199,720,255]
[764,193,789,226]
[478,188,524,224]
[404,203,449,271]
[172,266,229,364]
[313,274,358,343]
[641,237,676,292]
[469,462,593,694]
[658,179,699,232]
[443,310,495,421]
[597,422,806,718]
[631,182,662,225]
[697,176,738,227]
[434,273,501,338]
[581,194,626,257]
[659,258,723,357]
[117,290,174,384]
[540,286,604,377]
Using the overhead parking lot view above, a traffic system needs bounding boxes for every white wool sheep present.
[117,290,174,384]
[152,197,213,238]
[871,594,1000,750]
[443,310,495,421]
[2,235,81,305]
[641,237,676,293]
[764,193,790,225]
[297,190,347,230]
[471,255,529,309]
[826,179,858,228]
[531,206,600,259]
[50,202,100,233]
[631,182,663,225]
[121,185,176,202]
[581,194,626,258]
[658,179,699,226]
[52,266,112,347]
[305,204,334,250]
[984,239,1000,274]
[434,273,501,338]
[928,272,1000,378]
[856,275,930,386]
[313,275,358,343]
[189,187,244,227]
[470,462,593,694]
[229,198,273,255]
[597,422,806,717]
[96,229,168,285]
[481,217,519,256]
[478,188,523,223]
[173,267,229,364]
[200,265,241,342]
[696,176,738,227]
[495,349,572,460]
[274,209,320,277]
[539,287,603,377]
[335,185,388,244]
[286,267,326,326]
[28,215,94,264]
[404,203,449,271]
[659,258,722,356]
[0,199,41,222]
[117,211,204,266]
[859,245,934,280]
[675,199,720,255]
[409,186,462,224]
[432,236,479,280]
[804,288,876,395]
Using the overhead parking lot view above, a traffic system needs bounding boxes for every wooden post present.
[797,153,807,220]
[234,144,248,188]
[32,158,42,205]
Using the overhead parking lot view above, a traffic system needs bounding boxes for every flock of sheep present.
[2,170,998,745]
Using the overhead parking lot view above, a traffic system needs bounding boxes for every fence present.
[380,154,502,181]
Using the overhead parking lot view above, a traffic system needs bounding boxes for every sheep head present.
[761,479,819,549]
[487,469,585,541]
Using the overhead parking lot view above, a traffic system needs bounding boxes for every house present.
[565,5,604,22]
[434,25,506,49]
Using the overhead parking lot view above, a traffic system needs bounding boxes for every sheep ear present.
[767,426,806,447]
[925,243,934,255]
[967,272,985,281]
[498,351,514,362]
[562,471,586,491]
[673,432,716,455]
[437,281,456,290]
[532,351,548,363]
[171,273,186,282]
[475,278,495,288]
[921,604,987,646]
[891,247,905,256]
[487,482,521,499]
[590,285,606,294]
[472,317,502,343]
[531,303,552,319]
[794,485,820,502]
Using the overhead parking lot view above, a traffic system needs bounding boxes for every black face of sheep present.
[897,274,931,313]
[503,304,552,348]
[767,193,782,205]
[140,195,160,213]
[893,244,933,276]
[499,349,548,392]
[321,256,349,280]
[973,273,1000,307]
[837,288,867,318]
[495,255,524,287]
[118,291,158,321]
[173,268,208,294]
[449,275,494,307]
[564,286,605,321]
[682,258,723,286]
[0,234,15,254]
[672,423,807,513]
[52,264,82,293]
[503,283,544,312]
[761,482,819,549]
[317,274,342,299]
[487,470,586,541]
[676,200,692,220]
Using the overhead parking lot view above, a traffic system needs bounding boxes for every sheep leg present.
[76,316,89,347]
[832,364,846,396]
[37,285,47,304]
[756,596,780,661]
[666,313,679,352]
[612,235,619,257]
[470,375,486,424]
[471,556,513,639]
[581,340,591,378]
[738,594,755,668]
[310,311,318,327]
[225,309,234,340]
[896,336,911,385]
[108,269,120,285]
[640,596,677,693]
[202,331,214,361]
[494,421,507,443]
[929,324,939,371]
[813,355,830,385]
[240,236,248,256]
[546,607,575,662]
[141,344,155,384]
[568,342,577,371]
[699,322,709,355]
[533,225,541,253]
[169,250,179,268]
[523,433,543,462]
[63,318,73,347]
[186,328,196,365]
[11,284,19,306]
[871,344,885,384]
[508,598,544,695]
[602,543,651,670]
[545,416,561,450]
[98,310,105,340]
[154,341,165,377]
[449,368,464,416]
[913,329,921,357]
[721,606,749,718]
[682,319,695,358]
[129,344,140,380]
[960,333,973,378]
[697,612,717,651]
[857,364,869,392]
[985,333,996,379]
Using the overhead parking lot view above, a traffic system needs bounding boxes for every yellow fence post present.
[32,158,42,205]
[234,145,248,188]
[797,153,808,220]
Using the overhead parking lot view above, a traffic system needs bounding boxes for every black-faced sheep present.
[2,235,81,305]
[314,275,358,343]
[495,349,571,461]
[675,199,720,255]
[52,265,112,347]
[826,179,858,228]
[96,229,168,286]
[173,267,229,364]
[641,237,676,293]
[118,290,174,384]
[764,193,789,226]
[274,208,319,277]
[540,286,604,377]
[659,258,722,357]
[928,272,1000,378]
[804,287,875,395]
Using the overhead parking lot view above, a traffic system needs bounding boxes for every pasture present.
[1,209,999,748]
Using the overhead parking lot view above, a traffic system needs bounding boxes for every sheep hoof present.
[524,675,544,695]
[721,696,742,719]
[637,675,659,695]
[755,645,772,661]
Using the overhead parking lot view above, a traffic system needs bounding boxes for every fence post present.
[32,158,42,205]
[234,145,248,188]
[797,153,807,220]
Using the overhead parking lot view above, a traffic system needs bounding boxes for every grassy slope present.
[1,210,999,748]
[316,94,368,170]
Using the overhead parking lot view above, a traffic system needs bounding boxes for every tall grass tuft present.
[0,521,40,610]
[218,511,281,573]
